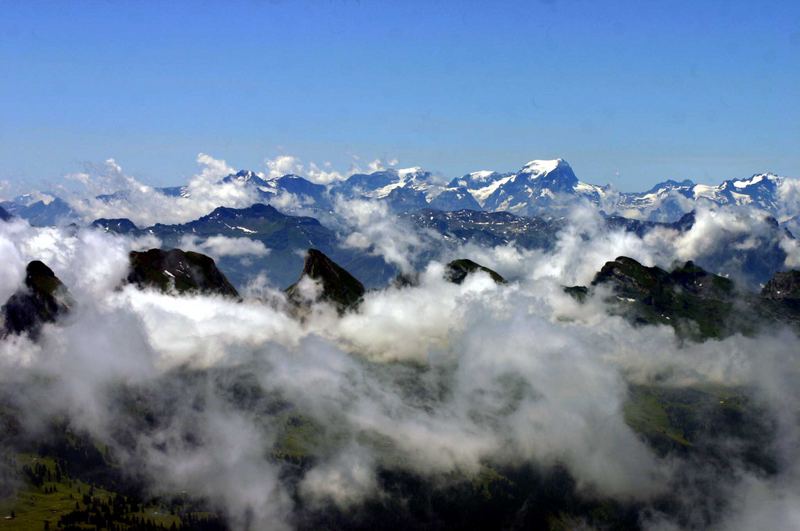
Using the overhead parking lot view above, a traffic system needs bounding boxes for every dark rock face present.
[575,258,800,339]
[286,249,365,311]
[591,257,735,339]
[563,285,589,302]
[127,249,239,298]
[445,259,506,285]
[761,271,800,301]
[91,218,139,234]
[757,270,800,326]
[2,261,71,337]
[0,205,11,221]
[594,258,734,300]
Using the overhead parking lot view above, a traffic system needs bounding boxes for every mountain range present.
[2,159,793,227]
[87,201,790,290]
[1,158,796,294]
[94,203,395,289]
[3,202,800,530]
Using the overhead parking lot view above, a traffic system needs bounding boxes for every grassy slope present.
[0,452,215,530]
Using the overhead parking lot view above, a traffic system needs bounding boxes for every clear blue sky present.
[1,0,798,192]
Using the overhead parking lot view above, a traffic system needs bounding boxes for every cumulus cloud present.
[64,154,260,226]
[334,196,426,273]
[31,152,415,231]
[777,177,800,219]
[504,203,794,288]
[265,155,303,179]
[263,153,405,185]
[264,155,347,185]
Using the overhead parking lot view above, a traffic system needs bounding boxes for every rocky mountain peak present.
[2,261,72,337]
[445,259,506,285]
[761,270,800,301]
[127,249,240,298]
[286,248,365,311]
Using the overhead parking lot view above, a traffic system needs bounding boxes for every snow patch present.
[520,159,562,177]
[733,175,765,189]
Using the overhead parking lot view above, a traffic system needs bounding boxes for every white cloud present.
[2,198,800,529]
[179,234,269,258]
[265,155,303,179]
[264,154,347,185]
[64,154,260,227]
[334,196,425,273]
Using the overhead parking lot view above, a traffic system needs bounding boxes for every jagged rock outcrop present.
[563,285,589,302]
[445,259,506,285]
[91,218,139,234]
[591,257,735,339]
[761,270,800,301]
[391,259,506,288]
[593,257,734,300]
[2,261,72,337]
[127,249,239,298]
[568,258,800,339]
[285,249,365,312]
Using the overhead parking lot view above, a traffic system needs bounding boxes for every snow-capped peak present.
[232,169,260,181]
[220,170,274,190]
[520,159,565,177]
[731,173,779,189]
[468,170,497,182]
[397,166,425,178]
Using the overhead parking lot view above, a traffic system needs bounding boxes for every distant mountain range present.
[2,159,796,291]
[94,203,395,289]
[2,159,794,227]
[85,202,791,291]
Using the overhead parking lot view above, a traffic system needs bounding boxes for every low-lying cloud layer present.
[1,197,799,529]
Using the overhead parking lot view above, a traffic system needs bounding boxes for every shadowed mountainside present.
[285,248,365,312]
[127,249,240,298]
[444,259,506,285]
[565,256,800,339]
[1,261,71,338]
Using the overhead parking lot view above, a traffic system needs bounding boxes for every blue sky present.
[1,0,798,192]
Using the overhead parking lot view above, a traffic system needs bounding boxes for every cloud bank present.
[1,208,799,529]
